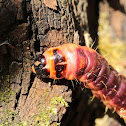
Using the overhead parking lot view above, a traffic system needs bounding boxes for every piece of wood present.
[0,0,125,125]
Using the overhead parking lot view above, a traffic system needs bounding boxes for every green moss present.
[0,75,17,126]
[0,75,68,126]
[0,110,17,126]
[31,95,68,126]
[51,96,69,107]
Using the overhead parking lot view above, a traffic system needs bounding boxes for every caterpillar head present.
[31,43,86,80]
[31,54,50,78]
[31,47,67,79]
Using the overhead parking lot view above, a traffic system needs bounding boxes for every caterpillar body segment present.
[31,43,126,120]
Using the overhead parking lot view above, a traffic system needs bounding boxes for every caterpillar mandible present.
[31,43,126,120]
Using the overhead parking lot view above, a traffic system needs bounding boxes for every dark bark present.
[0,0,126,126]
[107,0,126,14]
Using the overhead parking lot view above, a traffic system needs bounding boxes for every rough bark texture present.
[0,0,126,126]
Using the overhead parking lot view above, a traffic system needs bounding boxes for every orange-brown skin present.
[32,43,126,120]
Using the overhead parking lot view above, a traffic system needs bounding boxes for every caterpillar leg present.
[31,43,126,120]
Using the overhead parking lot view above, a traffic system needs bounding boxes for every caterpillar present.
[31,43,126,121]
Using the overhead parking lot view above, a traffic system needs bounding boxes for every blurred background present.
[98,1,126,76]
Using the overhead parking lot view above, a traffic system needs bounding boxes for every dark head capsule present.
[31,54,50,78]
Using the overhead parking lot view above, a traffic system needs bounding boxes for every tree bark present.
[0,0,126,126]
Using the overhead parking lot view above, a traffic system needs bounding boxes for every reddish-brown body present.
[32,43,126,120]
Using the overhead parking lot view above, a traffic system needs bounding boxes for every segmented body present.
[32,43,126,120]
